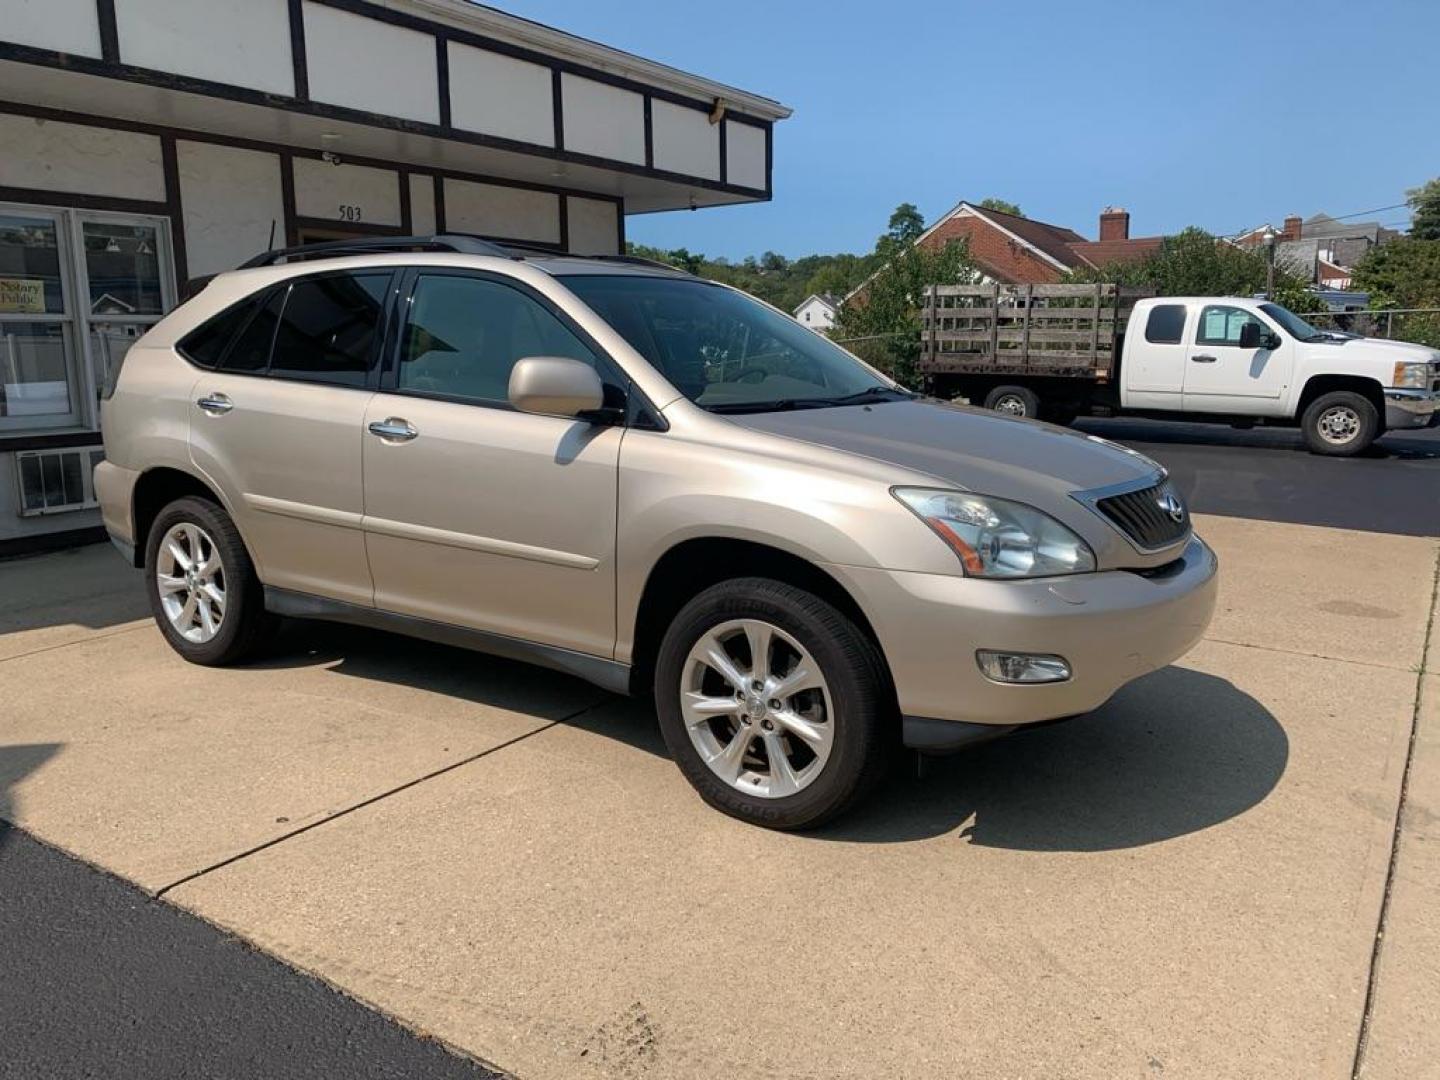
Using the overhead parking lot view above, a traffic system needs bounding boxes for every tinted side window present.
[221,288,285,373]
[177,297,262,368]
[1144,304,1187,345]
[397,275,599,403]
[1196,305,1264,346]
[269,272,391,387]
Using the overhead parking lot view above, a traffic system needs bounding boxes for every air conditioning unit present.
[15,448,105,516]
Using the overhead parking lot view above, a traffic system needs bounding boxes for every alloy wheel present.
[993,393,1028,416]
[155,522,227,643]
[681,618,834,799]
[1316,405,1361,445]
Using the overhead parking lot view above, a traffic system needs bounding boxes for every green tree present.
[978,197,1023,217]
[833,205,979,384]
[1407,178,1440,242]
[1351,236,1440,346]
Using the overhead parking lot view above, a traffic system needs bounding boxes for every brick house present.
[844,201,1163,305]
[1234,213,1399,289]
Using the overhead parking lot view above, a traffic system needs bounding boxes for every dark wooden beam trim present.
[718,118,728,186]
[287,0,310,101]
[0,49,773,199]
[435,34,452,130]
[278,151,298,246]
[0,431,103,452]
[95,0,120,63]
[160,134,189,286]
[291,215,406,237]
[0,185,167,216]
[558,194,569,252]
[433,174,446,232]
[551,68,564,150]
[764,120,774,197]
[615,203,626,253]
[398,170,413,232]
[642,95,654,170]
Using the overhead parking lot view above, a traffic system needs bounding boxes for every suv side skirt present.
[263,587,633,696]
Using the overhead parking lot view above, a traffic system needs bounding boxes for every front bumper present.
[1383,387,1439,429]
[827,535,1218,745]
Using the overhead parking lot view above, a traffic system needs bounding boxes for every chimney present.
[1099,206,1130,241]
[1282,214,1303,241]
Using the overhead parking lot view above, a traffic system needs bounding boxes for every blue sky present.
[496,0,1439,260]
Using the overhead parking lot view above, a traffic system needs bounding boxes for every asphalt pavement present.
[1077,417,1440,536]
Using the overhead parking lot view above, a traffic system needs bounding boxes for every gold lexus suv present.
[97,235,1217,829]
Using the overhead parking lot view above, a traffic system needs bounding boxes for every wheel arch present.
[1296,374,1385,423]
[130,467,236,569]
[625,536,892,701]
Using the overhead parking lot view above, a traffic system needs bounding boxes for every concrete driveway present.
[2,513,1436,1079]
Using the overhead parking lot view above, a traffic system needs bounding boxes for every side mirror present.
[1266,330,1282,350]
[1238,322,1264,350]
[508,356,605,419]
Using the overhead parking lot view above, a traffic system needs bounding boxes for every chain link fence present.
[1304,307,1440,347]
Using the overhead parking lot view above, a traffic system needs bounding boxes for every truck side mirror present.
[1238,322,1277,350]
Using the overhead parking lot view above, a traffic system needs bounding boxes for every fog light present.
[976,650,1072,684]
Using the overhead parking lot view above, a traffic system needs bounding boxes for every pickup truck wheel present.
[983,385,1040,418]
[654,577,892,830]
[144,496,273,666]
[1301,391,1379,456]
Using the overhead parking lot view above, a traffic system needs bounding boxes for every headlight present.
[893,488,1096,578]
[1393,361,1432,389]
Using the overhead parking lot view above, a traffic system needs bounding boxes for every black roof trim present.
[238,234,513,269]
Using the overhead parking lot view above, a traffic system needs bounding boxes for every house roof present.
[1068,237,1164,268]
[793,293,838,316]
[966,204,1090,269]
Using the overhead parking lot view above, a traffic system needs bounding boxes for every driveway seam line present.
[152,699,606,899]
[0,622,149,665]
[1200,634,1416,672]
[1350,544,1439,1080]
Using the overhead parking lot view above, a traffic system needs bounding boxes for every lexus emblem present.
[1158,491,1185,523]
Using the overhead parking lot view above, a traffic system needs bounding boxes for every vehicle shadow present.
[0,544,148,639]
[817,665,1287,850]
[261,623,1284,853]
[1076,417,1440,460]
[0,743,63,856]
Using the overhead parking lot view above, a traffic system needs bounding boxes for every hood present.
[726,399,1160,500]
[1302,336,1440,364]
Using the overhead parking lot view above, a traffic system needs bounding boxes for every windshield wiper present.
[826,385,916,405]
[705,385,915,415]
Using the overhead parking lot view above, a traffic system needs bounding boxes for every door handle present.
[368,417,418,442]
[196,393,233,415]
[1190,355,1218,364]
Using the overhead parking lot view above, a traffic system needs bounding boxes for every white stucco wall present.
[560,74,645,165]
[302,1,439,124]
[115,0,295,96]
[725,120,766,190]
[0,113,164,201]
[2,0,102,57]
[293,158,401,227]
[795,298,836,331]
[443,178,559,244]
[651,100,718,180]
[567,197,619,255]
[448,42,554,147]
[409,174,436,235]
[177,141,285,278]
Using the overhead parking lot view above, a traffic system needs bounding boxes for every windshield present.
[558,274,899,412]
[1259,302,1325,341]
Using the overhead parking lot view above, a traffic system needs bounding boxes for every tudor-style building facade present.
[0,0,790,551]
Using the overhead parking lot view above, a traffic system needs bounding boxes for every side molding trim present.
[263,587,633,696]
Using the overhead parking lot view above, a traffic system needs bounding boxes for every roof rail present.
[237,234,512,269]
[586,253,690,273]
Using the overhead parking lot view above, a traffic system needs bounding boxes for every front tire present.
[144,496,272,665]
[1301,390,1378,456]
[983,384,1041,419]
[654,578,892,830]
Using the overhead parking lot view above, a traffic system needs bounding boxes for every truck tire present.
[983,385,1041,418]
[1300,390,1379,456]
[653,577,893,831]
[144,495,274,666]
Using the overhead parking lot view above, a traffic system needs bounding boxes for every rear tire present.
[144,496,273,665]
[654,577,893,830]
[983,384,1041,419]
[1301,390,1379,456]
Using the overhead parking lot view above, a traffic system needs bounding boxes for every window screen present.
[221,289,285,373]
[178,297,262,368]
[1196,305,1264,346]
[268,272,391,387]
[1144,304,1187,344]
[397,275,599,403]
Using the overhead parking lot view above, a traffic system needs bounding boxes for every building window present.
[0,204,175,436]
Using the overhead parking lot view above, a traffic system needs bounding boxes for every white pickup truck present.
[922,288,1440,456]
